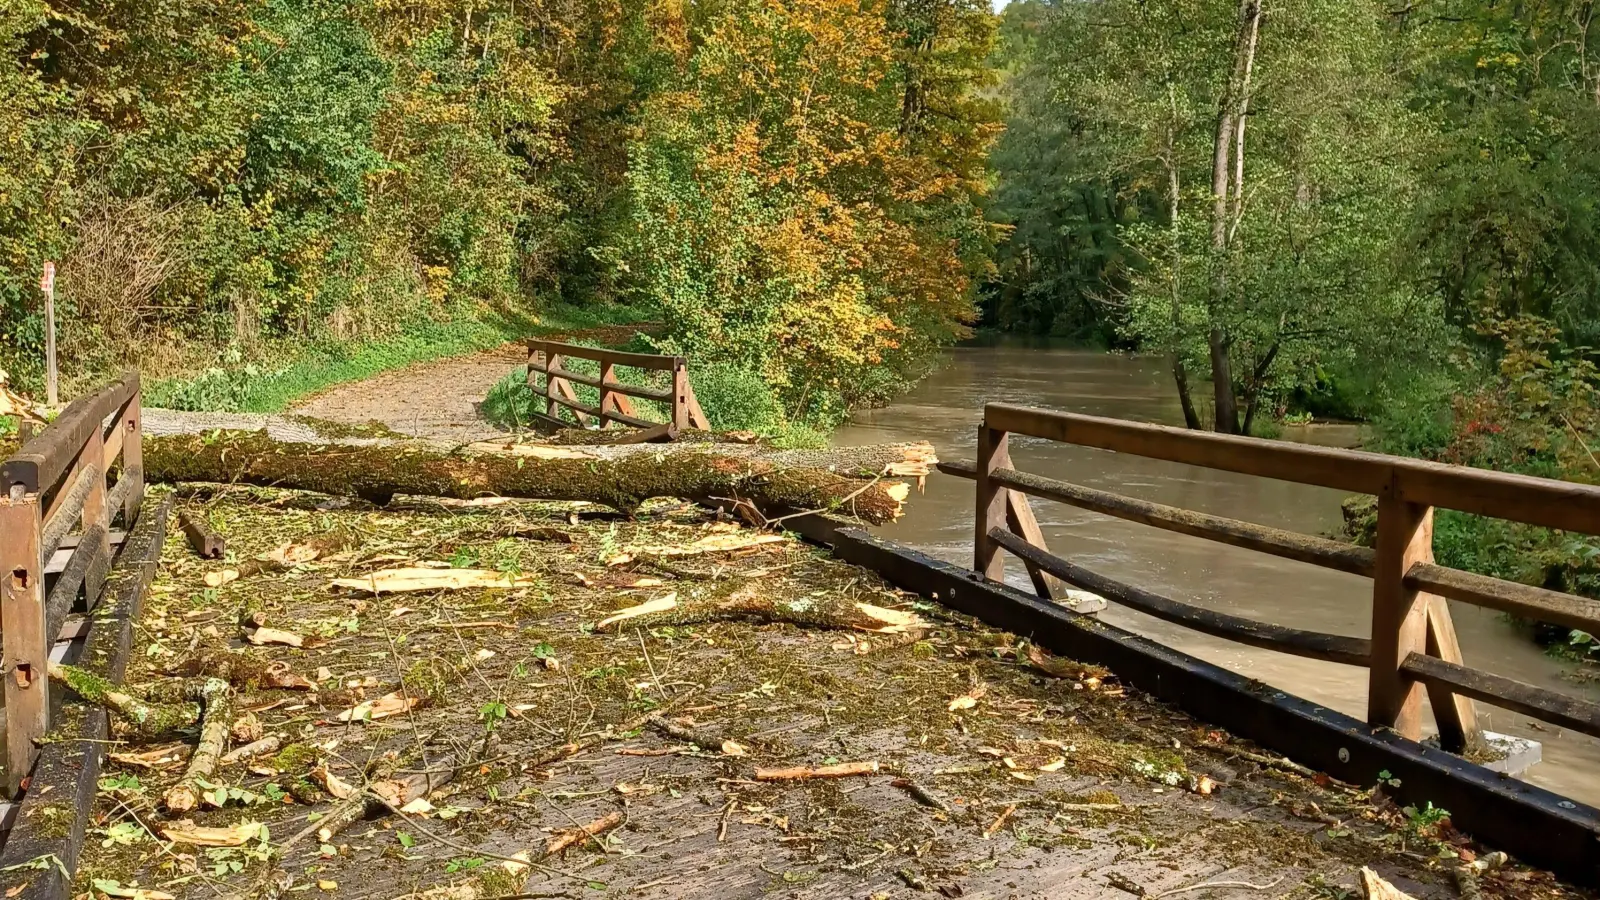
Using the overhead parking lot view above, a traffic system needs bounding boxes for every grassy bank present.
[142,303,652,414]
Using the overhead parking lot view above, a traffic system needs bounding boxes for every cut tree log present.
[594,581,927,634]
[142,426,931,524]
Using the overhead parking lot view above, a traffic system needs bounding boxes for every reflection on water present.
[833,339,1600,805]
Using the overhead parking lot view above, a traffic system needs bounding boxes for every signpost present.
[40,262,56,407]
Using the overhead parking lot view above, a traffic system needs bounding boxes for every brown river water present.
[833,338,1600,806]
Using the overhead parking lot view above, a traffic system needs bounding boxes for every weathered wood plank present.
[1422,597,1481,753]
[1402,651,1600,739]
[1368,486,1431,740]
[1407,563,1600,636]
[939,459,1375,577]
[988,526,1370,667]
[0,490,47,795]
[0,494,171,899]
[974,426,1008,582]
[1,372,138,496]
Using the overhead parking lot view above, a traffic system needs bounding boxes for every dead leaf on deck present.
[336,691,419,722]
[160,820,266,847]
[331,568,536,593]
[595,593,678,630]
[948,685,987,712]
[1025,644,1077,679]
[203,569,239,588]
[246,625,304,648]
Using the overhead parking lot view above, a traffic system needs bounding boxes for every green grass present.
[145,303,653,413]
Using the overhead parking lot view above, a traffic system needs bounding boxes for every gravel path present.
[289,323,650,442]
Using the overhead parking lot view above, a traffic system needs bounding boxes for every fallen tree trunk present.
[144,429,929,524]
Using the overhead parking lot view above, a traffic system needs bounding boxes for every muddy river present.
[833,337,1600,806]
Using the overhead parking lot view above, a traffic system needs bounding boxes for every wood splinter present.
[754,760,879,781]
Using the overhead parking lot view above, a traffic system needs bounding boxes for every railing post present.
[121,385,143,524]
[599,361,617,427]
[545,353,562,420]
[0,487,47,795]
[670,359,691,433]
[1367,474,1430,739]
[974,421,1008,581]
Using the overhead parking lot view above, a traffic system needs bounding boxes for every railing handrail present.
[962,402,1600,753]
[987,403,1600,535]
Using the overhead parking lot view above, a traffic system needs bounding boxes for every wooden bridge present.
[792,402,1600,886]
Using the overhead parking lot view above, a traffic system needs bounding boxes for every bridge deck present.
[73,491,1586,899]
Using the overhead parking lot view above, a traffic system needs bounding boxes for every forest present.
[6,0,1600,620]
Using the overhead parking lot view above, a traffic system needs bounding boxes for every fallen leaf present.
[203,569,239,588]
[1025,644,1077,679]
[596,593,678,630]
[246,626,304,648]
[336,691,419,722]
[160,820,265,847]
[948,685,987,712]
[721,740,749,757]
[502,850,532,875]
[400,797,434,815]
[317,880,337,892]
[331,568,536,593]
[473,648,495,662]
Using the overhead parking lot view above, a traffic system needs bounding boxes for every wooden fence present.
[942,402,1600,752]
[0,372,144,793]
[527,339,710,438]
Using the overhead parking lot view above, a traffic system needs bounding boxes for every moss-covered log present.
[48,662,199,738]
[144,430,922,523]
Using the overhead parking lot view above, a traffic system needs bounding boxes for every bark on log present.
[143,428,928,524]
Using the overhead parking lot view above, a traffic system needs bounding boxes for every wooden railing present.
[0,372,144,792]
[527,340,710,438]
[943,402,1600,753]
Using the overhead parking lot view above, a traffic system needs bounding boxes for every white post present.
[40,261,57,407]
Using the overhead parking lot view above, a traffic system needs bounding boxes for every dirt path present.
[290,323,650,442]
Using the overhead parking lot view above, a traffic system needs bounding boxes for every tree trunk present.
[142,428,931,525]
[1206,0,1263,435]
[1164,118,1202,431]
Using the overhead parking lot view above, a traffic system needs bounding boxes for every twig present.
[1148,874,1285,899]
[637,627,670,697]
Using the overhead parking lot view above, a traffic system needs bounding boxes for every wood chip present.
[160,820,267,847]
[596,593,678,630]
[331,567,537,593]
[246,625,304,648]
[983,804,1017,839]
[336,691,420,722]
[754,761,879,781]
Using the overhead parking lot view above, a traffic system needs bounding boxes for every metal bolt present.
[1338,748,1350,763]
[1559,800,1577,810]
